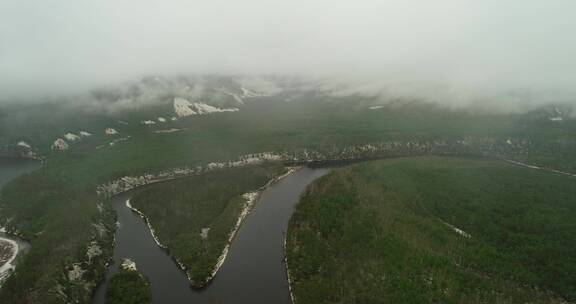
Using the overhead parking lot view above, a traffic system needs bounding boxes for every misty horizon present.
[2,1,576,108]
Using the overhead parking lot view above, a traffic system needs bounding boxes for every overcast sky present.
[1,0,575,98]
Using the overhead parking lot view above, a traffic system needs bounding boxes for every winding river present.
[93,167,330,303]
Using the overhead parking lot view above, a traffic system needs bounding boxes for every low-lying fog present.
[1,0,575,110]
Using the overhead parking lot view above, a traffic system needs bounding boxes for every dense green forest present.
[106,269,151,304]
[0,168,116,304]
[130,164,286,285]
[287,157,576,303]
[1,93,576,302]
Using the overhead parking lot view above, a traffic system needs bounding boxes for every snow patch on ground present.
[0,237,19,284]
[549,116,563,121]
[105,128,118,135]
[64,133,81,142]
[192,102,239,114]
[173,97,239,117]
[68,264,85,281]
[157,117,166,122]
[154,128,184,134]
[504,159,576,178]
[174,97,197,117]
[86,241,102,262]
[141,120,156,125]
[92,222,107,238]
[79,131,92,137]
[16,141,31,149]
[242,192,259,204]
[96,136,131,149]
[369,105,384,110]
[442,221,471,238]
[504,159,541,170]
[200,228,210,240]
[52,138,69,151]
[121,258,137,271]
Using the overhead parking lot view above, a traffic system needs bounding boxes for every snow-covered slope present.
[174,98,197,117]
[64,133,81,141]
[191,102,239,115]
[240,86,270,98]
[173,98,239,117]
[549,106,565,121]
[105,128,118,135]
[17,141,31,149]
[52,138,69,151]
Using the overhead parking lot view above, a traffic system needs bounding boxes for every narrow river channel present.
[93,167,330,304]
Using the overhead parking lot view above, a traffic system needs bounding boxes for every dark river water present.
[0,158,41,188]
[93,167,330,304]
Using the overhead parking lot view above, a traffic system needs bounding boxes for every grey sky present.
[1,0,575,99]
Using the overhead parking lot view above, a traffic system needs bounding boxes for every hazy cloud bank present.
[1,0,575,109]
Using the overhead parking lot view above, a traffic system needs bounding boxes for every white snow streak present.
[16,141,31,149]
[173,97,239,118]
[105,128,118,135]
[0,237,19,284]
[64,133,81,142]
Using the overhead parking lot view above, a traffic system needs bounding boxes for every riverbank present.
[125,200,168,249]
[91,164,327,304]
[0,236,18,285]
[204,166,301,287]
[284,234,296,304]
[119,165,300,289]
[114,156,569,295]
[0,159,40,290]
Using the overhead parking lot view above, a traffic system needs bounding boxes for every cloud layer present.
[1,0,575,100]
